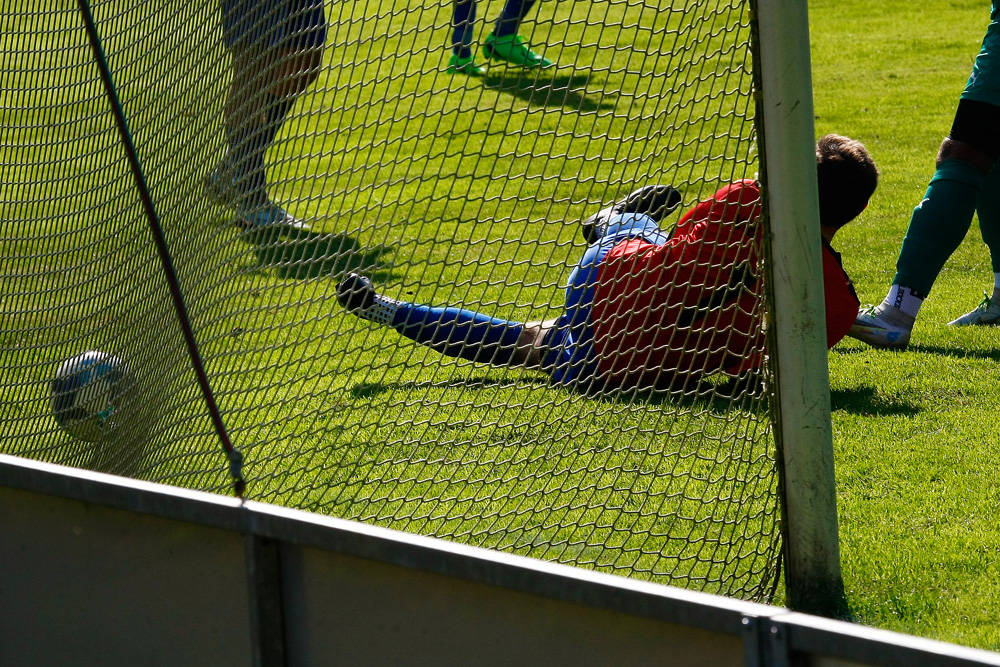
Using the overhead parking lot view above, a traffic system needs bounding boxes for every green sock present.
[893,158,984,295]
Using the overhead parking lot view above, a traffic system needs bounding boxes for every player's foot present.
[236,202,311,234]
[337,273,399,326]
[204,160,239,209]
[948,293,1000,326]
[580,184,682,244]
[447,53,486,76]
[337,273,376,311]
[619,184,683,221]
[482,34,555,69]
[847,304,913,350]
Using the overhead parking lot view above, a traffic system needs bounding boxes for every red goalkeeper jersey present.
[590,180,859,388]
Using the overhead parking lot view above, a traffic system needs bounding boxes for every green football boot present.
[482,34,555,69]
[447,53,486,76]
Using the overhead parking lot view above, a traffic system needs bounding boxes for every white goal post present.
[754,0,844,615]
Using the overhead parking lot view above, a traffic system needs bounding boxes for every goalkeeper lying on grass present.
[338,135,879,394]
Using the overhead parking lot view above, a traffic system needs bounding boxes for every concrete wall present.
[1,455,998,667]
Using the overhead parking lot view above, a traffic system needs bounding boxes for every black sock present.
[493,0,535,38]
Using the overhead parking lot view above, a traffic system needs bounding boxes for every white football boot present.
[948,294,1000,326]
[847,304,914,350]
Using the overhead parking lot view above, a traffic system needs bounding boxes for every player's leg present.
[580,184,683,244]
[208,0,326,233]
[850,10,1000,348]
[337,274,540,366]
[205,0,264,211]
[213,43,274,210]
[448,0,486,75]
[334,210,664,377]
[517,318,559,368]
[336,212,668,383]
[481,0,554,69]
[849,140,991,348]
[949,163,1000,324]
[246,41,324,232]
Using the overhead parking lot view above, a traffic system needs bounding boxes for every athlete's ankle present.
[879,284,924,323]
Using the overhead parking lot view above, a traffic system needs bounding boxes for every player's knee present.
[940,99,1000,173]
[936,137,995,173]
[513,325,542,368]
[514,320,556,368]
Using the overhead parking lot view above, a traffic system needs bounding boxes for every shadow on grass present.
[349,371,768,415]
[247,228,394,282]
[348,374,552,400]
[907,343,1000,362]
[835,343,1000,362]
[830,386,920,417]
[582,375,770,415]
[483,68,615,112]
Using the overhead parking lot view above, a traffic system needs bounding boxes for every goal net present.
[2,0,781,600]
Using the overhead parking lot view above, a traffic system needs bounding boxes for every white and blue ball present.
[50,351,131,442]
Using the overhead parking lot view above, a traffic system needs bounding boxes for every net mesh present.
[2,0,779,600]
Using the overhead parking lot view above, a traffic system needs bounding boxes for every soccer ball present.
[50,351,132,442]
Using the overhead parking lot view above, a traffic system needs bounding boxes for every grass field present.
[3,0,1000,652]
[811,0,1000,650]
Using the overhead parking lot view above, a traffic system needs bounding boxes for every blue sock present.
[493,0,535,38]
[452,0,476,58]
[392,303,524,365]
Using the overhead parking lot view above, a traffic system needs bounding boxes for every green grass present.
[811,0,1000,650]
[4,0,1000,652]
